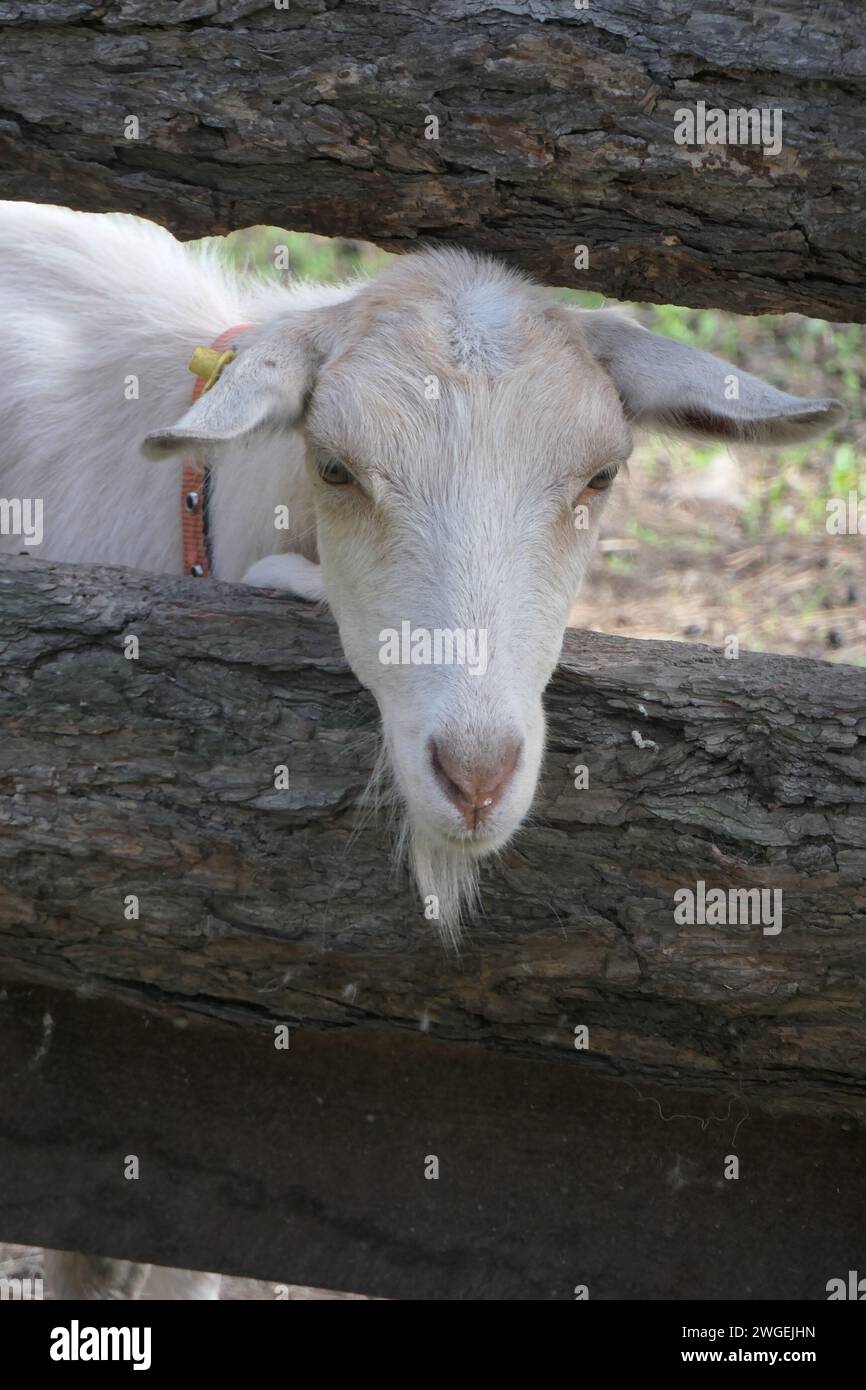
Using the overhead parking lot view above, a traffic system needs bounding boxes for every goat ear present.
[141,326,315,460]
[570,309,845,445]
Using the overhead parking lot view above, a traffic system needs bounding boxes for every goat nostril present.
[429,740,465,806]
[429,736,523,829]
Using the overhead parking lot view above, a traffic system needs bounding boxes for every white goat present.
[0,201,843,1299]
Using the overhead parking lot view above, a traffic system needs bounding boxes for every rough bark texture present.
[1,556,865,1117]
[0,2,863,320]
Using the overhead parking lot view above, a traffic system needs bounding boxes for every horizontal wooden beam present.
[1,556,865,1117]
[0,3,863,318]
[1,980,864,1299]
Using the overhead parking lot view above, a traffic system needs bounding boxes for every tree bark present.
[1,555,864,1117]
[0,2,863,320]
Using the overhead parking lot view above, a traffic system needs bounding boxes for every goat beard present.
[359,740,481,952]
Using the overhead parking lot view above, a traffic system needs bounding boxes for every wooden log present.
[0,2,863,319]
[1,555,864,1118]
[2,978,865,1300]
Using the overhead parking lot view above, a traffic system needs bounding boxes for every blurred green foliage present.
[202,225,391,284]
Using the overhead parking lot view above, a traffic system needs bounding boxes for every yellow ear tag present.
[188,346,237,394]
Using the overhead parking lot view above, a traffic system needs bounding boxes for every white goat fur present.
[0,202,843,1298]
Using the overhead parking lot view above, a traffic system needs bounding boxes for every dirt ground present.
[571,432,865,665]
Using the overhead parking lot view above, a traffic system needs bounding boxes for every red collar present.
[182,324,253,577]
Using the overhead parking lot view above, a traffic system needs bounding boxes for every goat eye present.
[586,464,619,492]
[316,456,356,487]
